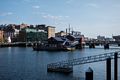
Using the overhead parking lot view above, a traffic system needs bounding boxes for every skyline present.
[0,0,120,38]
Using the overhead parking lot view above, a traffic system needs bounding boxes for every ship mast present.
[69,24,70,35]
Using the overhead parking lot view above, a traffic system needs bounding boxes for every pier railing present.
[47,51,120,70]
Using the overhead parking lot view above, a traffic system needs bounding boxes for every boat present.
[33,42,76,51]
[66,46,76,51]
[33,37,77,51]
[33,44,75,51]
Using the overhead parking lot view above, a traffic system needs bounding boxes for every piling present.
[104,43,109,49]
[79,38,83,49]
[118,44,120,46]
[89,43,95,48]
[85,67,93,80]
[114,52,118,80]
[106,57,111,80]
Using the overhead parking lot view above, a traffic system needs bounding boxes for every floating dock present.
[47,64,73,73]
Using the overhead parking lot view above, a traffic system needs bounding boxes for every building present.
[0,24,56,42]
[72,31,81,37]
[0,30,4,43]
[36,25,56,38]
[113,35,120,42]
[19,28,48,42]
[20,23,28,29]
[47,26,55,38]
[105,37,114,42]
[36,24,46,31]
[55,31,67,37]
[3,25,15,42]
[97,35,105,41]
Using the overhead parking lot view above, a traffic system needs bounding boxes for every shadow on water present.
[47,72,83,80]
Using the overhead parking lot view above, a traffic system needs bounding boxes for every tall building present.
[47,26,55,38]
[0,30,4,43]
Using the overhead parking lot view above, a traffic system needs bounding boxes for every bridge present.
[85,41,120,45]
[47,51,120,73]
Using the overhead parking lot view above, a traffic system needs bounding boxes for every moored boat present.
[33,36,78,51]
[66,46,76,51]
[33,43,75,51]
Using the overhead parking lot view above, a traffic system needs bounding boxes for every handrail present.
[47,51,120,69]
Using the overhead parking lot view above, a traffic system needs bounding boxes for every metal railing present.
[47,51,120,69]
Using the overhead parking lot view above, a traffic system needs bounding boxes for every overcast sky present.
[0,0,120,38]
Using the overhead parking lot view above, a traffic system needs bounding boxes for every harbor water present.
[0,46,120,80]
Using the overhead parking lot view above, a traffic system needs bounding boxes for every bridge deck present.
[47,51,120,72]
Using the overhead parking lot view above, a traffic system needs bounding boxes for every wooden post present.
[114,52,118,80]
[106,58,111,80]
[85,67,93,80]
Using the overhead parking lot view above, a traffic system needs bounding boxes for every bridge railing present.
[47,51,120,69]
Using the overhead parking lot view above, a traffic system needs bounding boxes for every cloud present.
[42,15,60,20]
[42,14,69,20]
[32,12,48,15]
[7,12,13,15]
[86,3,98,8]
[0,12,13,16]
[32,5,40,9]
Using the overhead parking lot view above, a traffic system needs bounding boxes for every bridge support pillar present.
[85,67,93,80]
[114,52,118,80]
[106,57,111,80]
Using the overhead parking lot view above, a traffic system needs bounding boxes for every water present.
[0,47,120,80]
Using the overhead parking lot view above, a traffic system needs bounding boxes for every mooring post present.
[85,67,93,80]
[114,52,118,80]
[106,57,111,80]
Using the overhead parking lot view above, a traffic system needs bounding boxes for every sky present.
[0,0,120,38]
